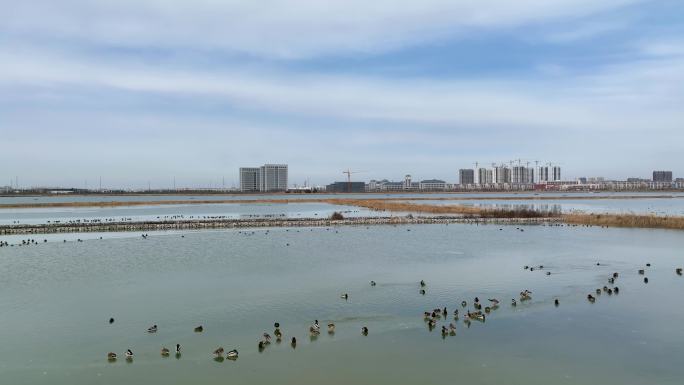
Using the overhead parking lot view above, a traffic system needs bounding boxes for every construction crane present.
[343,169,367,193]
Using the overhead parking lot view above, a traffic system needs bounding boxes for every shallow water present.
[3,192,684,225]
[1,223,683,384]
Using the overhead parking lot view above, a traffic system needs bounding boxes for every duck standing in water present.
[310,320,321,335]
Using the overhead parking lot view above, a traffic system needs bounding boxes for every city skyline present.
[2,1,684,188]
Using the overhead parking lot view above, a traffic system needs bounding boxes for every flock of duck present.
[104,261,682,363]
[104,317,371,363]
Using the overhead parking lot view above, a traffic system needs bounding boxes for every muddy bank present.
[0,216,559,235]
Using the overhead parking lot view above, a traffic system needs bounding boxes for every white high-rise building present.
[260,164,288,192]
[552,166,561,182]
[240,164,288,192]
[537,166,549,183]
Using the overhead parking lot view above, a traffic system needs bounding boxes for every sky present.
[1,0,683,188]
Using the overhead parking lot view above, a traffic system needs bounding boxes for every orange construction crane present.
[342,169,367,193]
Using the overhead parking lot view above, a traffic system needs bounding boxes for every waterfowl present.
[274,328,282,339]
[419,289,426,295]
[638,269,645,275]
[420,280,426,287]
[448,323,457,332]
[370,281,377,286]
[488,299,500,305]
[226,349,238,359]
[676,268,682,275]
[213,347,224,357]
[613,272,619,278]
[125,349,133,358]
[511,299,517,307]
[262,333,272,343]
[520,291,532,301]
[341,293,349,300]
[607,289,613,295]
[107,352,117,360]
[546,271,551,276]
[484,306,491,313]
[291,337,297,347]
[161,347,170,356]
[554,299,559,306]
[596,289,602,295]
[328,323,336,333]
[644,277,649,283]
[147,324,158,333]
[441,325,448,336]
[175,344,181,354]
[310,320,321,334]
[461,301,467,307]
[474,297,480,303]
[361,326,369,335]
[603,286,609,292]
[443,307,447,315]
[274,322,280,328]
[427,319,437,328]
[646,263,651,267]
[524,265,529,270]
[258,341,266,350]
[194,325,204,332]
[608,278,615,284]
[613,287,619,294]
[109,317,114,324]
[587,294,596,303]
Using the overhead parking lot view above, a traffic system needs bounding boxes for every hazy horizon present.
[2,0,683,188]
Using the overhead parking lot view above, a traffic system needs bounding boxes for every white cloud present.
[3,0,642,58]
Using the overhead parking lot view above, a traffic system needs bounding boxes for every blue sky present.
[1,0,683,188]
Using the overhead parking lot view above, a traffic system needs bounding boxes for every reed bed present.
[328,199,560,218]
[563,213,684,230]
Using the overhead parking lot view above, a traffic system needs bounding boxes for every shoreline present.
[0,194,682,210]
[0,216,559,235]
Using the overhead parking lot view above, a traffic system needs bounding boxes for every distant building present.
[552,166,561,182]
[419,179,447,190]
[327,181,365,193]
[511,166,534,184]
[477,168,493,185]
[459,169,475,185]
[240,167,261,192]
[493,166,511,184]
[239,164,288,192]
[537,166,549,183]
[653,171,672,183]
